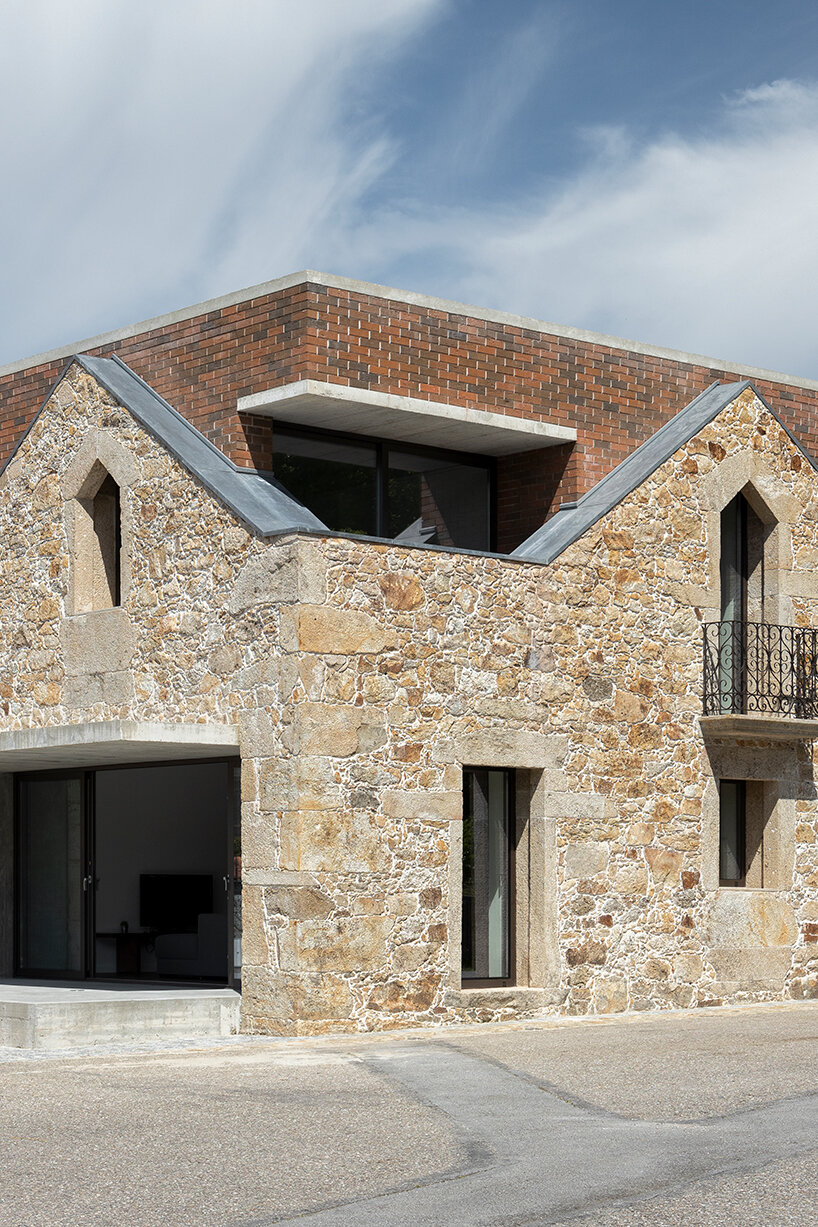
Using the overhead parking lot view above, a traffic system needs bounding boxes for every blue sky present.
[2,1,818,377]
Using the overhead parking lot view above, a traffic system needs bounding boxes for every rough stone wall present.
[538,386,818,1013]
[241,541,566,1033]
[0,366,272,730]
[245,386,818,1030]
[3,368,818,1035]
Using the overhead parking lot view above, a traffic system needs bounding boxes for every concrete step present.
[0,981,241,1049]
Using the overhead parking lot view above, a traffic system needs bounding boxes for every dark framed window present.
[461,767,515,986]
[271,423,494,551]
[719,778,747,886]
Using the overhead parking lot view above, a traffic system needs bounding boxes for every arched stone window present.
[719,485,775,626]
[61,432,137,616]
[74,465,122,611]
[683,453,795,628]
[91,471,121,608]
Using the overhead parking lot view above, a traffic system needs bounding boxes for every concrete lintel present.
[699,715,818,742]
[237,380,576,456]
[0,721,240,771]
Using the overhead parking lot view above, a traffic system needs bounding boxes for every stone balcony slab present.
[699,714,818,741]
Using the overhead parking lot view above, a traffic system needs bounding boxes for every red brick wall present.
[3,279,818,550]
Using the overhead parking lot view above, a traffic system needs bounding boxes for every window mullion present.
[376,442,389,538]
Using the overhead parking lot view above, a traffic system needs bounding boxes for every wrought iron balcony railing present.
[703,621,818,719]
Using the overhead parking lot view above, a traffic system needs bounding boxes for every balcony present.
[701,621,818,740]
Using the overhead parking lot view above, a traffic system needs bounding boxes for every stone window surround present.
[60,430,138,616]
[668,449,803,619]
[436,729,565,1011]
[701,739,797,895]
[688,450,805,901]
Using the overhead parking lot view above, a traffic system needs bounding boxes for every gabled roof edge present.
[0,353,329,540]
[74,355,329,538]
[513,379,817,565]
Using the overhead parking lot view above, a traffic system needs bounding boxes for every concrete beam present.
[238,380,576,455]
[0,721,240,771]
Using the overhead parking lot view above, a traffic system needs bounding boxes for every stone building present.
[2,272,818,1037]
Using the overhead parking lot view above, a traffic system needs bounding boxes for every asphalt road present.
[2,1001,818,1225]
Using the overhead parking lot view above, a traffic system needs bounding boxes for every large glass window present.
[462,768,513,984]
[388,449,490,549]
[271,431,378,537]
[271,425,493,550]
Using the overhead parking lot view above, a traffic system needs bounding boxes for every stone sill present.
[699,714,818,741]
[714,887,786,895]
[443,986,559,1011]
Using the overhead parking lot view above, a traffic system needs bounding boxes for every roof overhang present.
[237,380,576,456]
[0,721,240,772]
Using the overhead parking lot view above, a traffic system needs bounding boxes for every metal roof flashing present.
[73,355,329,538]
[512,380,816,565]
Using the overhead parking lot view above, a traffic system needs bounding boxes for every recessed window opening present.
[720,489,768,625]
[717,490,773,714]
[270,423,494,550]
[462,767,514,985]
[76,469,122,612]
[719,778,765,887]
[720,495,747,626]
[719,779,746,886]
[93,474,121,607]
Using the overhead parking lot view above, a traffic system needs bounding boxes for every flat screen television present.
[139,874,213,934]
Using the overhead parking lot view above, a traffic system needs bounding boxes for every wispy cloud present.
[429,8,561,179]
[0,0,442,361]
[3,5,818,383]
[338,78,818,378]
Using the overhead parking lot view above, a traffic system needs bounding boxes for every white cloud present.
[3,6,818,385]
[344,78,818,378]
[0,0,441,361]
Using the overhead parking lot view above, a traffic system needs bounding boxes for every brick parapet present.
[5,279,818,542]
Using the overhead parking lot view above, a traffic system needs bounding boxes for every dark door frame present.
[460,765,516,989]
[14,755,240,986]
[14,768,92,980]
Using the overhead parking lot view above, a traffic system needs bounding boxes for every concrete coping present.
[237,379,576,456]
[5,269,818,396]
[699,714,818,742]
[0,720,240,772]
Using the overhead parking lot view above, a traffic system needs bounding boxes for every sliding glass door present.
[15,761,239,984]
[17,774,89,977]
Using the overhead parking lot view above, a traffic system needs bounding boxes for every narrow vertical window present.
[75,467,122,612]
[720,494,748,625]
[93,474,121,607]
[719,494,748,714]
[462,768,514,984]
[719,779,746,886]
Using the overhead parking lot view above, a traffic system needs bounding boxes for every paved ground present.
[2,1001,818,1224]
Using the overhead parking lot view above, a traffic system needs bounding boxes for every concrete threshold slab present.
[0,980,240,1050]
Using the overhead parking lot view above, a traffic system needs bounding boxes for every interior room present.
[93,761,229,981]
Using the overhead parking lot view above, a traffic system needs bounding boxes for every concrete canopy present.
[0,722,239,772]
[238,380,577,456]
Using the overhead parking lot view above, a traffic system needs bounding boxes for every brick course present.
[4,278,818,550]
